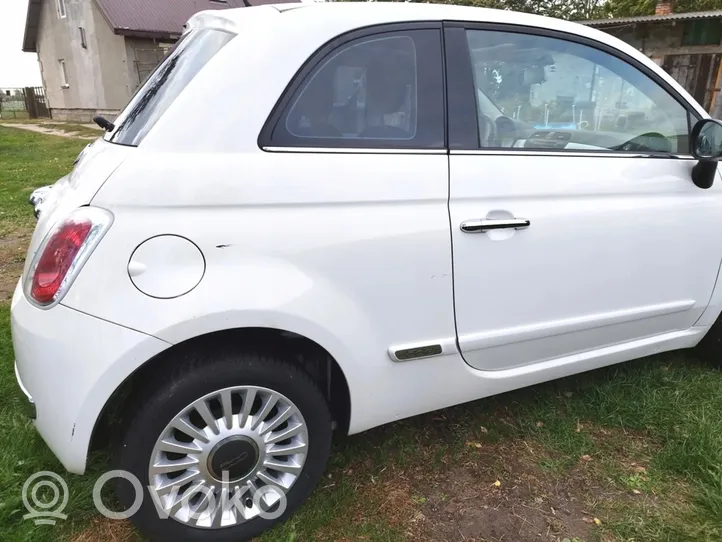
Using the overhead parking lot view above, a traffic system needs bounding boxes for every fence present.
[0,87,50,119]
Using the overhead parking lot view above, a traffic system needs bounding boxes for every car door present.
[444,23,722,372]
[253,23,458,379]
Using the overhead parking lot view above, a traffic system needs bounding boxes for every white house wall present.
[36,0,132,120]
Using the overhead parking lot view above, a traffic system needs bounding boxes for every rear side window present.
[109,28,234,147]
[263,28,444,149]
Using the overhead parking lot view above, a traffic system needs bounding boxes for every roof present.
[22,0,298,52]
[583,9,722,28]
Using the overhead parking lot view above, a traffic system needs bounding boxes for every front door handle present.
[460,218,531,233]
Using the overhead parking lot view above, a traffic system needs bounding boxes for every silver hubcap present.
[148,386,308,529]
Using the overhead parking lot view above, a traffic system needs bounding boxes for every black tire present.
[696,315,722,364]
[113,351,332,542]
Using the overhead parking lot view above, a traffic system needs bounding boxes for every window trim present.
[258,22,445,153]
[58,59,69,89]
[57,0,66,19]
[444,21,702,156]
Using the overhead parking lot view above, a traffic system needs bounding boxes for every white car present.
[12,2,722,540]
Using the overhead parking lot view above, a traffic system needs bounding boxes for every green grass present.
[0,126,88,235]
[0,121,102,140]
[2,126,722,540]
[0,126,101,541]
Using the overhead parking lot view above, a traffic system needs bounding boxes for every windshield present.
[108,28,235,147]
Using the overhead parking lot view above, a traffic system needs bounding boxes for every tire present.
[696,314,722,364]
[113,351,332,542]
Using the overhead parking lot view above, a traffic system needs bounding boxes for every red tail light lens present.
[26,207,113,307]
[31,220,92,304]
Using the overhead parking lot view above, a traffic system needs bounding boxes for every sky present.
[0,0,43,87]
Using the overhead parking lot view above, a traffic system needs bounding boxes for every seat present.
[359,57,413,140]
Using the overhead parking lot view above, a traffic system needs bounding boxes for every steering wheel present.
[495,116,517,145]
[617,132,672,153]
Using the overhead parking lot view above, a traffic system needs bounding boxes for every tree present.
[355,0,605,20]
[603,0,722,17]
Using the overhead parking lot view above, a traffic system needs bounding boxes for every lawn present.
[1,124,722,541]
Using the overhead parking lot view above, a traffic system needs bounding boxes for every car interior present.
[466,31,690,154]
[286,35,418,140]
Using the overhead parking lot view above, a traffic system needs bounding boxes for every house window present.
[59,59,69,88]
[79,27,87,48]
[57,0,66,18]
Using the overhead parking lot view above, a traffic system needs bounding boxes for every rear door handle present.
[460,218,531,233]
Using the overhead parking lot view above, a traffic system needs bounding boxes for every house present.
[21,0,295,121]
[583,1,722,118]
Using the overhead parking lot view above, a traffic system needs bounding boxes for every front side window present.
[108,28,234,147]
[465,30,691,154]
[266,28,444,149]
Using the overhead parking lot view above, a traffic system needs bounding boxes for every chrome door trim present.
[262,146,447,154]
[461,218,531,233]
[451,149,697,159]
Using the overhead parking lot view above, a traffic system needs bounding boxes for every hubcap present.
[148,386,308,529]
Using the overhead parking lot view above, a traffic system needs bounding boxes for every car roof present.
[187,2,706,118]
[201,3,643,66]
[218,2,611,43]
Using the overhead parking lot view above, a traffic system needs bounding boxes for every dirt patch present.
[1,122,97,140]
[0,228,31,301]
[323,421,663,542]
[407,441,603,542]
[70,517,137,542]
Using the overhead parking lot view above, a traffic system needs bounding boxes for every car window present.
[108,28,235,147]
[465,29,691,154]
[267,29,444,149]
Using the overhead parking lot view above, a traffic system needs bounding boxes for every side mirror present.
[691,118,722,189]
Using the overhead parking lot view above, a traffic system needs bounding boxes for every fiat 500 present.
[12,2,722,541]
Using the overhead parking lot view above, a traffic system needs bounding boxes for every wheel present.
[694,309,722,364]
[114,352,332,542]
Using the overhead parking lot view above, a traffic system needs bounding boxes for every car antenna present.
[92,115,115,132]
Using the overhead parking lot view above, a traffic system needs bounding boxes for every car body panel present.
[12,3,722,475]
[450,154,722,371]
[11,282,169,474]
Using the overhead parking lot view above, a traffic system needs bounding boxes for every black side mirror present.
[691,118,722,189]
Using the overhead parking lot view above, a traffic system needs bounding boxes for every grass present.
[0,126,88,235]
[2,125,722,540]
[0,120,102,140]
[0,126,105,541]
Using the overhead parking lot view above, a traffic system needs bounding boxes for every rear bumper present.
[11,280,170,474]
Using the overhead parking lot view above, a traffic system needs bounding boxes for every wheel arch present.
[89,327,352,454]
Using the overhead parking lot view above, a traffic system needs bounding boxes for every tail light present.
[24,207,113,307]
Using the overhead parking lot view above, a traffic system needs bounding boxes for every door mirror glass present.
[692,119,722,161]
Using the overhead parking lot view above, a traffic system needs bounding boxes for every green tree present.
[352,0,605,20]
[603,0,722,17]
